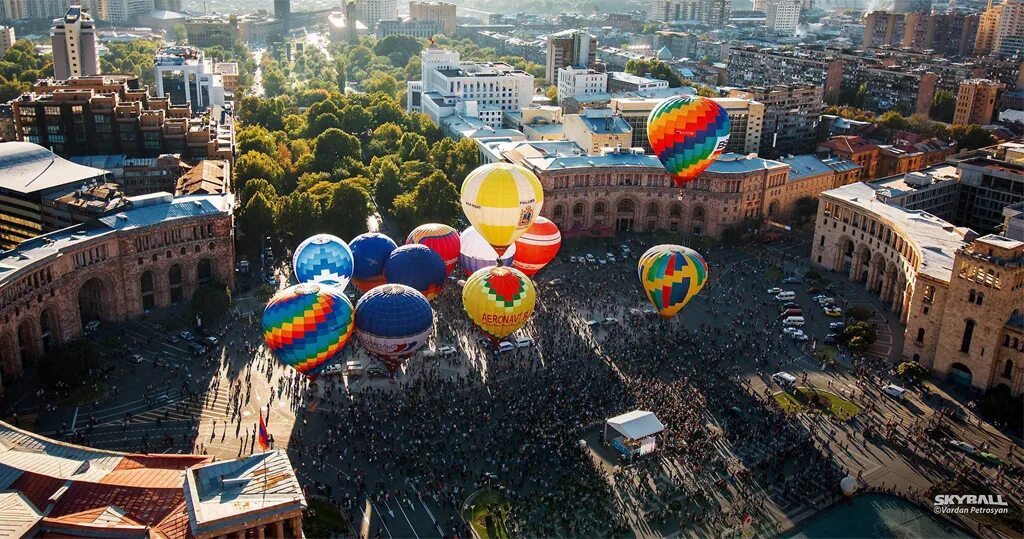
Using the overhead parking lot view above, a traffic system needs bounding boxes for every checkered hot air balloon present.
[293,234,354,289]
[462,266,536,340]
[407,223,460,277]
[647,95,731,189]
[262,283,355,378]
[637,244,709,319]
[460,163,544,256]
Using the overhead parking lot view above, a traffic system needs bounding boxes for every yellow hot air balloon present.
[462,266,537,340]
[461,163,544,256]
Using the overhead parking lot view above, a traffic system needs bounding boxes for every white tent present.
[604,410,664,443]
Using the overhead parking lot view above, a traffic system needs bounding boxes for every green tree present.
[238,96,286,131]
[235,152,286,193]
[854,82,868,108]
[0,75,29,102]
[624,59,683,87]
[240,178,277,206]
[929,90,955,123]
[404,55,421,80]
[191,284,232,324]
[278,191,323,241]
[313,128,362,172]
[373,35,423,67]
[263,67,288,97]
[335,58,348,90]
[323,183,371,239]
[545,85,558,102]
[173,24,188,44]
[430,137,479,185]
[843,321,877,352]
[338,105,373,134]
[399,132,430,161]
[392,172,462,231]
[239,192,277,249]
[949,124,995,151]
[896,361,927,384]
[375,158,404,212]
[362,72,400,99]
[236,125,278,156]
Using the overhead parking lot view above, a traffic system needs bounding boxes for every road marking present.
[396,498,420,539]
[70,407,78,431]
[370,500,393,539]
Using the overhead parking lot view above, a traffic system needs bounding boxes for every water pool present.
[784,494,971,538]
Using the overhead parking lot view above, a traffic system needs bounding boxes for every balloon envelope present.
[349,232,397,292]
[407,223,460,277]
[293,234,354,289]
[354,284,433,374]
[512,216,561,276]
[460,163,544,255]
[647,95,731,188]
[638,244,709,318]
[262,283,355,378]
[460,226,516,275]
[840,476,858,496]
[383,244,446,300]
[463,266,536,340]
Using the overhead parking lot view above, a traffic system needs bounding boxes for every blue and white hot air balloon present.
[293,234,354,289]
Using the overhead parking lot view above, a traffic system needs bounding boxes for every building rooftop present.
[607,71,666,86]
[0,142,108,195]
[779,154,836,181]
[819,135,879,154]
[822,182,973,281]
[706,152,787,174]
[0,193,233,286]
[176,160,230,196]
[523,147,663,171]
[868,164,959,198]
[571,109,631,135]
[569,86,695,105]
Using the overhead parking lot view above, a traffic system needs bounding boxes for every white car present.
[948,439,977,454]
[128,354,144,364]
[570,257,578,263]
[606,252,615,258]
[343,360,364,376]
[513,337,533,349]
[549,278,563,285]
[767,287,783,295]
[496,341,515,354]
[813,294,827,302]
[882,384,906,400]
[783,327,800,335]
[791,332,809,342]
[322,363,346,375]
[599,259,607,265]
[438,345,457,356]
[586,254,596,261]
[603,317,619,325]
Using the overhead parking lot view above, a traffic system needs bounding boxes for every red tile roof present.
[49,482,185,530]
[8,470,65,511]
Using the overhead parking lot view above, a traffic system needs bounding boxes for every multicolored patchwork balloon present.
[637,244,708,319]
[293,234,354,289]
[354,284,434,375]
[262,283,355,378]
[407,223,460,277]
[383,244,446,300]
[349,232,397,292]
[463,266,536,340]
[512,217,561,276]
[647,95,731,188]
[461,163,544,256]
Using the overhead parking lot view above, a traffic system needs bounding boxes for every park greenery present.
[191,284,233,324]
[0,40,51,102]
[39,339,101,389]
[896,361,928,385]
[843,321,877,352]
[233,88,477,259]
[824,104,996,151]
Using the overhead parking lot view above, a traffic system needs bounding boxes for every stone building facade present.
[811,182,1024,395]
[0,193,234,391]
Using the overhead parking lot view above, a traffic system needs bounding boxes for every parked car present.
[812,294,827,303]
[782,302,799,309]
[783,327,801,335]
[783,276,801,284]
[824,333,839,345]
[882,384,907,401]
[829,321,846,330]
[322,363,345,375]
[976,451,1003,466]
[948,439,977,454]
[548,278,563,285]
[791,331,809,342]
[824,306,843,317]
[366,366,388,378]
[570,256,578,263]
[204,336,219,347]
[84,320,100,334]
[779,308,803,319]
[128,354,144,364]
[188,342,207,356]
[180,331,194,341]
[775,291,796,301]
[771,372,798,388]
[603,317,619,325]
[343,360,364,377]
[586,254,596,261]
[166,335,181,344]
[767,287,783,295]
[513,336,533,348]
[438,345,457,356]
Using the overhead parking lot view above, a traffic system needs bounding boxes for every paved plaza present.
[5,234,1023,538]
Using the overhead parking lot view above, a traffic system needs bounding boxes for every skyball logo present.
[933,494,1010,515]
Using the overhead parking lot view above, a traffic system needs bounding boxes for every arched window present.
[960,320,975,353]
[976,292,984,305]
[819,235,825,247]
[1003,360,1014,379]
[916,328,925,343]
[968,289,976,302]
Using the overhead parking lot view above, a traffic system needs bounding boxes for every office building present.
[11,76,234,160]
[563,108,632,154]
[275,0,290,31]
[606,72,669,93]
[976,0,1024,57]
[185,14,283,47]
[609,96,764,156]
[955,155,1024,234]
[0,0,25,20]
[557,66,608,102]
[727,45,844,102]
[0,142,108,249]
[650,0,730,26]
[728,86,822,160]
[0,25,13,56]
[868,163,961,220]
[41,181,129,232]
[355,0,398,29]
[27,0,67,20]
[82,0,155,25]
[50,5,100,80]
[1003,201,1024,240]
[154,0,183,10]
[863,11,980,56]
[765,0,800,36]
[812,184,1024,396]
[954,79,1005,126]
[818,136,881,180]
[69,153,190,196]
[378,18,441,38]
[545,30,598,84]
[154,46,227,112]
[409,1,456,35]
[408,49,534,128]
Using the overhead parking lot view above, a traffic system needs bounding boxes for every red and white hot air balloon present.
[512,216,561,276]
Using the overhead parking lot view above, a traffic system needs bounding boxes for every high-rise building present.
[954,79,1005,125]
[650,0,729,26]
[154,0,183,11]
[154,46,227,112]
[545,30,598,85]
[27,0,67,20]
[729,85,823,159]
[609,96,764,156]
[355,0,397,29]
[0,0,26,20]
[764,0,800,36]
[83,0,155,25]
[890,0,933,12]
[409,1,456,35]
[556,66,607,102]
[977,0,1024,56]
[11,76,235,160]
[51,5,100,80]
[0,25,13,56]
[863,11,979,55]
[275,0,290,31]
[956,155,1024,234]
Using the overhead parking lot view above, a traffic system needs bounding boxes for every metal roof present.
[606,410,664,439]
[0,491,42,538]
[706,153,787,174]
[0,142,108,195]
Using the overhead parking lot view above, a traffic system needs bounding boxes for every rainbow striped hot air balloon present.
[407,223,460,277]
[461,163,544,256]
[463,266,536,340]
[637,244,709,319]
[647,95,731,189]
[262,283,355,378]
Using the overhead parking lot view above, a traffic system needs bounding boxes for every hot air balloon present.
[647,95,731,189]
[262,283,355,378]
[354,284,433,375]
[460,226,516,275]
[383,244,446,300]
[460,163,544,256]
[293,234,354,289]
[512,216,561,276]
[407,223,460,277]
[638,244,708,319]
[349,232,397,292]
[463,266,536,340]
